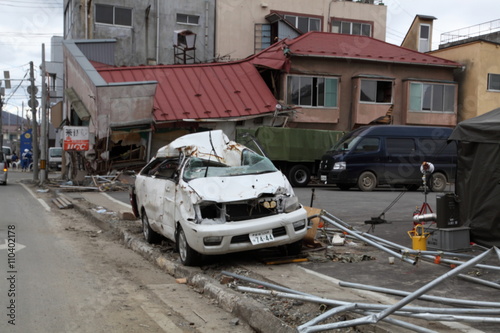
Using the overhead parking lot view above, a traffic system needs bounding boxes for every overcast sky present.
[0,0,498,116]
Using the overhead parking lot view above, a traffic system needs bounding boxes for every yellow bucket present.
[407,224,430,251]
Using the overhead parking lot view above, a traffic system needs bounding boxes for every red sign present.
[63,126,90,151]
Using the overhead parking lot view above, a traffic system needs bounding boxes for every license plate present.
[320,175,327,182]
[249,230,275,245]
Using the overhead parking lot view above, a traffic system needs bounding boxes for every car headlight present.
[333,162,346,170]
[282,195,300,213]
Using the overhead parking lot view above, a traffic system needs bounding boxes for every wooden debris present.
[52,196,74,209]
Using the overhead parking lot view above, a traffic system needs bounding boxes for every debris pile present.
[47,172,134,192]
[223,211,500,332]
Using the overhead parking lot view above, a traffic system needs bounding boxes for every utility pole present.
[0,81,4,150]
[29,61,39,181]
[40,44,47,183]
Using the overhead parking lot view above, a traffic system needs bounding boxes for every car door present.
[383,137,421,184]
[155,160,179,240]
[348,136,383,177]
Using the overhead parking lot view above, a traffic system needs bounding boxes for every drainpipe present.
[205,1,209,62]
[156,0,160,63]
[85,0,88,39]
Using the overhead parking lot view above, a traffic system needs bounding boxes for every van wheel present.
[176,226,202,266]
[288,165,310,187]
[430,172,447,192]
[142,211,160,243]
[358,171,377,191]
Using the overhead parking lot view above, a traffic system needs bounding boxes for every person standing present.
[21,149,31,172]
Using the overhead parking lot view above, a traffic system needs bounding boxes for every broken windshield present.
[183,149,277,180]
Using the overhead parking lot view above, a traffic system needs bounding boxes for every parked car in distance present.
[318,125,457,192]
[2,146,13,163]
[0,151,8,185]
[130,130,308,266]
[48,147,63,170]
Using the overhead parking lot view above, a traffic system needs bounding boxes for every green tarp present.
[236,127,344,162]
[449,108,500,247]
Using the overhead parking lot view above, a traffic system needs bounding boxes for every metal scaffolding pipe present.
[458,273,500,290]
[321,248,493,330]
[321,214,417,265]
[237,287,437,333]
[325,214,498,271]
[395,311,500,323]
[429,256,500,271]
[221,270,311,296]
[352,310,438,333]
[360,230,473,259]
[339,280,500,308]
[237,286,500,315]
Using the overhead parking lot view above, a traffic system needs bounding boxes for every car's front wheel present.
[358,171,377,191]
[142,211,160,243]
[176,226,202,266]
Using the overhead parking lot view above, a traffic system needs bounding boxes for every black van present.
[318,125,457,192]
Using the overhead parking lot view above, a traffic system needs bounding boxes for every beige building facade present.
[215,0,387,60]
[431,40,500,121]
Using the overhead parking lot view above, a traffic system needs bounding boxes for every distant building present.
[400,15,436,53]
[63,0,387,65]
[251,32,461,130]
[430,19,500,121]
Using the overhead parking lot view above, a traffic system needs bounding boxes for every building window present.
[95,4,132,26]
[332,20,372,37]
[409,82,455,112]
[176,13,199,25]
[255,24,272,52]
[287,75,338,107]
[419,24,430,52]
[360,80,392,103]
[487,73,500,91]
[284,15,321,33]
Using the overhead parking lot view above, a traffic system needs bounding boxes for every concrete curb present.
[70,197,296,333]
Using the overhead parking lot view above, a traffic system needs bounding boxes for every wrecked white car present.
[130,130,307,266]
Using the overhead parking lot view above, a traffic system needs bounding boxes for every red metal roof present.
[250,31,462,69]
[96,61,277,123]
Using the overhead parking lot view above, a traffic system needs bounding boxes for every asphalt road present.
[1,171,256,333]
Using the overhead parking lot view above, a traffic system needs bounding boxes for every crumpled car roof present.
[156,130,244,165]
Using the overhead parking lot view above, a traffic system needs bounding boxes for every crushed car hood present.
[185,171,292,203]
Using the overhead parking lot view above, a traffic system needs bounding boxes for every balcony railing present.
[440,19,500,45]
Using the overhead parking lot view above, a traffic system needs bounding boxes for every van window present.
[386,138,416,154]
[354,137,380,152]
[419,139,456,155]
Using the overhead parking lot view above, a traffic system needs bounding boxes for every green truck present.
[236,127,343,187]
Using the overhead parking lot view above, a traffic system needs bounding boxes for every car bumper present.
[319,170,355,185]
[182,207,308,255]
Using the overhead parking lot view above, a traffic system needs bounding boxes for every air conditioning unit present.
[173,30,196,49]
